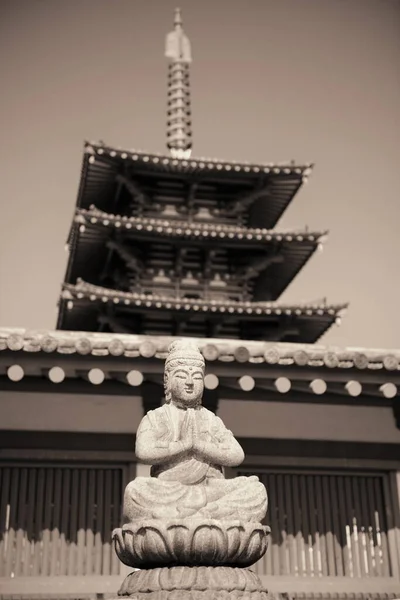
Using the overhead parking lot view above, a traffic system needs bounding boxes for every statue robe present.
[123,404,268,522]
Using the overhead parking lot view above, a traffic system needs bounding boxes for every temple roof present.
[74,207,325,244]
[1,328,398,373]
[78,142,312,229]
[68,207,326,301]
[57,280,347,343]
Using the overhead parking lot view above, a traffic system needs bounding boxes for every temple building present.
[0,8,399,600]
[57,9,346,343]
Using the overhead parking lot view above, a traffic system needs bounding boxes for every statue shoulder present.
[140,405,168,430]
[199,407,227,429]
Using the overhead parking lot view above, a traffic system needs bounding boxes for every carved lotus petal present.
[118,565,269,599]
[113,519,269,569]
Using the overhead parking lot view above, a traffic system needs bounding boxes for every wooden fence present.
[0,464,124,578]
[0,462,399,598]
[236,469,399,580]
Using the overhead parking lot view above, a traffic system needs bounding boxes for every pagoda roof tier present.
[77,142,313,230]
[57,281,347,344]
[68,208,326,301]
[75,207,325,244]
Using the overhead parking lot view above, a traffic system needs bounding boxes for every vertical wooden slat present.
[381,473,399,578]
[77,469,88,576]
[5,467,19,576]
[59,468,71,575]
[41,467,53,576]
[315,475,328,576]
[344,475,359,577]
[337,477,352,576]
[292,474,304,576]
[111,469,121,575]
[352,476,367,577]
[388,471,400,577]
[32,468,45,575]
[366,476,381,577]
[284,473,296,576]
[329,475,344,576]
[359,476,374,577]
[23,468,36,576]
[67,468,79,576]
[50,468,63,576]
[14,468,28,576]
[322,475,336,576]
[94,469,104,575]
[85,469,96,576]
[373,476,390,577]
[268,474,280,575]
[299,474,312,575]
[0,468,11,576]
[307,476,319,575]
[253,472,267,576]
[276,474,288,574]
[264,475,273,576]
[102,469,112,575]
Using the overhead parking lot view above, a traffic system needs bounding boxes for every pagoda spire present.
[165,8,193,159]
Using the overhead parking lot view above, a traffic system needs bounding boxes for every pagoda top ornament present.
[165,8,193,159]
[165,7,192,63]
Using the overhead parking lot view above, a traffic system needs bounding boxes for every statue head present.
[164,340,205,408]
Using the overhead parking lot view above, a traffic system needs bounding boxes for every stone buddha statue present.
[123,340,268,523]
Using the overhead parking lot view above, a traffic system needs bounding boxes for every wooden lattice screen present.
[0,464,124,577]
[237,469,396,579]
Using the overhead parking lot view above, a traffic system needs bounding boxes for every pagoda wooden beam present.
[240,253,284,281]
[106,239,142,272]
[227,181,271,214]
[261,325,300,342]
[186,182,198,209]
[97,315,134,335]
[116,174,147,205]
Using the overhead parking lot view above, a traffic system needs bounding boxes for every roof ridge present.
[84,141,314,173]
[75,206,328,241]
[62,280,348,314]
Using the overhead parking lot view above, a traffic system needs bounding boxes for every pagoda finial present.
[174,7,183,28]
[165,8,193,159]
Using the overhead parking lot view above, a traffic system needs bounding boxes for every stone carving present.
[112,340,270,598]
[118,566,270,599]
[122,340,267,523]
[113,519,269,568]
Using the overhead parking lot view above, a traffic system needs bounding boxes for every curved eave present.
[77,142,312,228]
[76,207,325,244]
[65,220,326,300]
[62,280,345,316]
[57,281,347,343]
[87,141,313,177]
[57,297,342,344]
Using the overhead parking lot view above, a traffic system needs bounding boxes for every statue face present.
[169,366,204,408]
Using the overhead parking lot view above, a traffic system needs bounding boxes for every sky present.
[0,0,399,350]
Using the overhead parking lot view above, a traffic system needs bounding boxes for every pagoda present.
[57,8,347,343]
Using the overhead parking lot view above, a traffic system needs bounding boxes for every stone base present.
[117,566,270,599]
[113,519,269,569]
